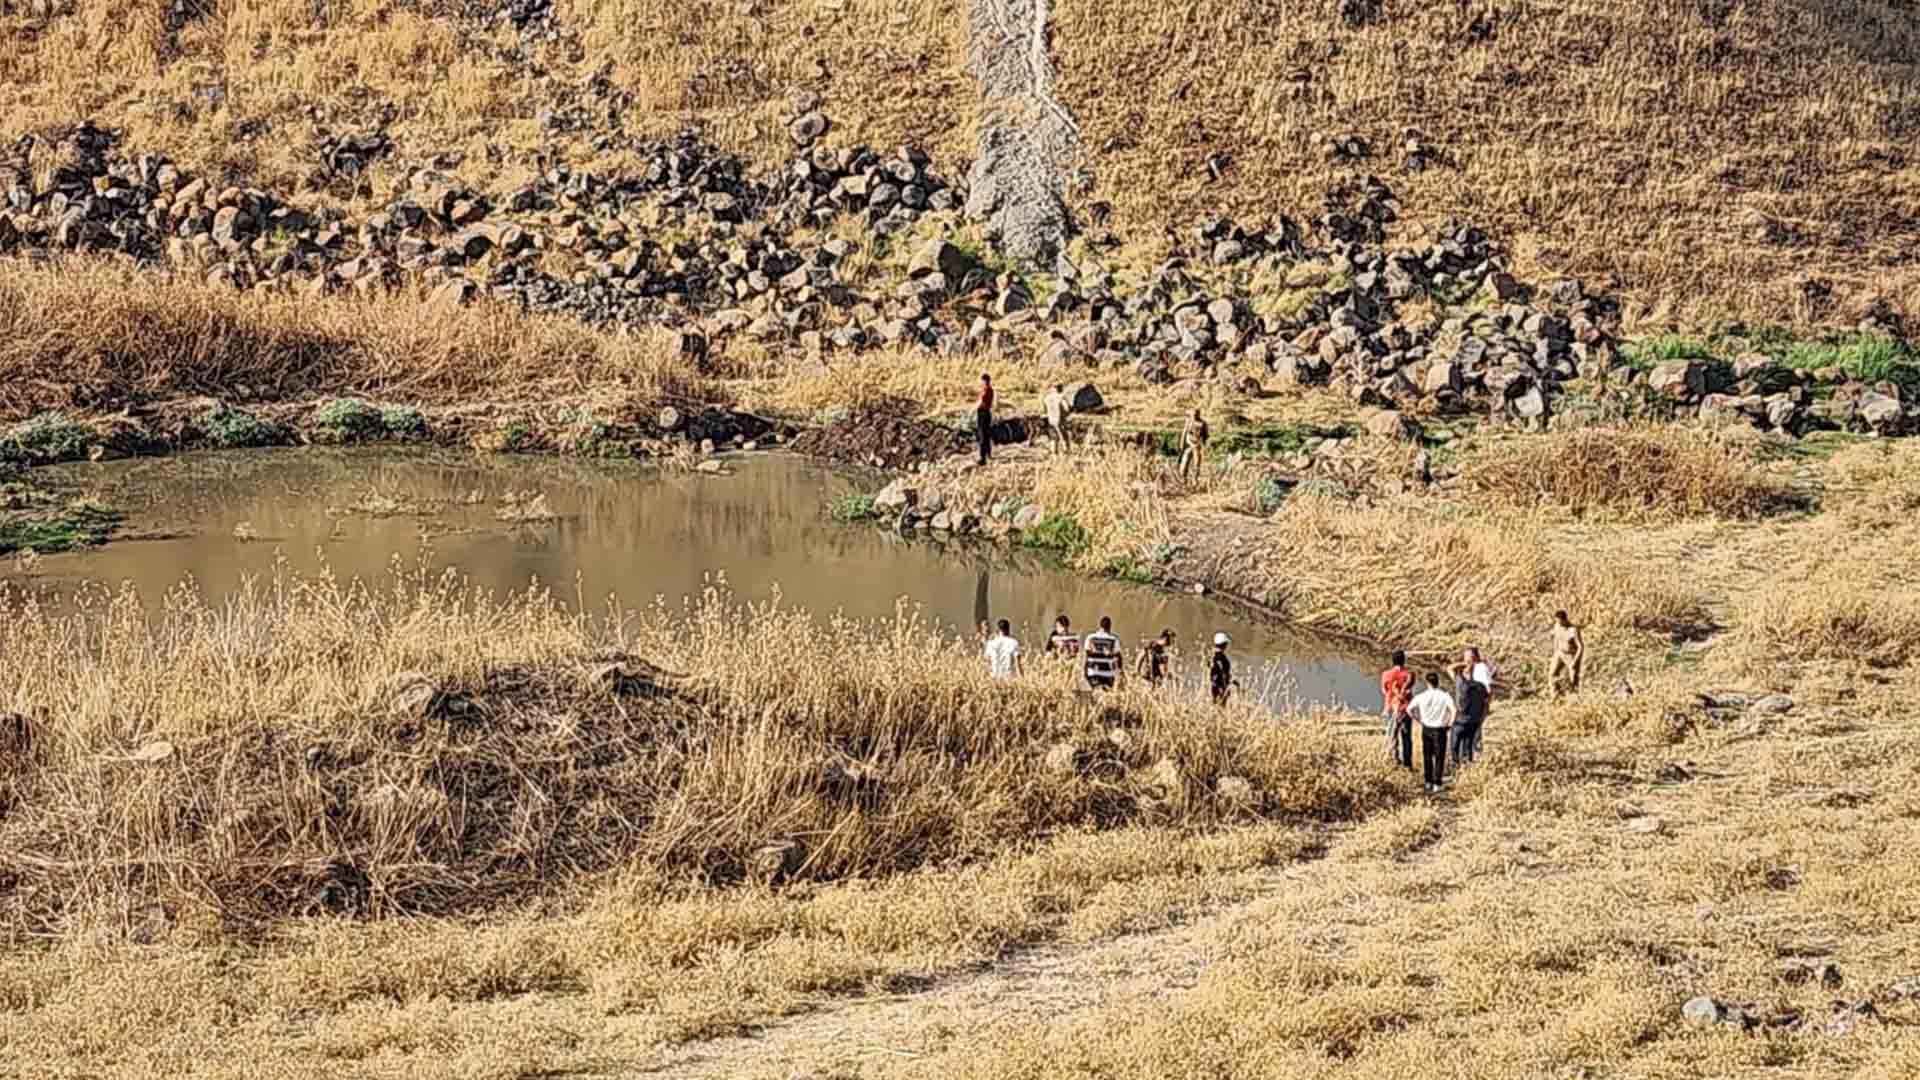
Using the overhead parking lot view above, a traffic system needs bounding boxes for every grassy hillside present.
[4,1,1916,326]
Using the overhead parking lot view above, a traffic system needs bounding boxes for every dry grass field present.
[4,1,1920,1075]
[4,440,1920,1077]
[0,261,708,418]
[4,1,1917,327]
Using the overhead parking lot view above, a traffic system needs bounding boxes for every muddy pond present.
[7,449,1378,709]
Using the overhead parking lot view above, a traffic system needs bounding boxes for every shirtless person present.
[1548,610,1585,699]
[1043,384,1069,455]
[1179,409,1210,485]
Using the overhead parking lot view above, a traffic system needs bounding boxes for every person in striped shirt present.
[1083,616,1122,690]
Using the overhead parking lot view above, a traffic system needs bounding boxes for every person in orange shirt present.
[1380,649,1414,770]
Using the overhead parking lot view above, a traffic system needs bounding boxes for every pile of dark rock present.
[2,116,1914,438]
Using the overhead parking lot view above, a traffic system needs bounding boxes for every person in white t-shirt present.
[1409,671,1457,793]
[1466,647,1495,696]
[984,619,1023,679]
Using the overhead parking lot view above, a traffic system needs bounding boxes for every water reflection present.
[7,449,1381,708]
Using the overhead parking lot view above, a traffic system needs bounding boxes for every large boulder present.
[1648,360,1708,401]
[1063,381,1104,414]
[1364,408,1420,441]
[1858,390,1905,434]
[908,237,974,282]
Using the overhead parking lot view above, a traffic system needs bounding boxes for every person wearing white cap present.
[1209,632,1233,706]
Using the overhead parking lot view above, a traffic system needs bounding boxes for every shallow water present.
[8,449,1380,708]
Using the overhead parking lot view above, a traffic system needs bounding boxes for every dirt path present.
[627,845,1341,1079]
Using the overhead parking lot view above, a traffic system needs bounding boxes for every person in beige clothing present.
[1548,610,1584,699]
[1179,409,1209,484]
[1042,384,1069,455]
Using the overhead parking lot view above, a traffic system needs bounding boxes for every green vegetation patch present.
[379,405,428,441]
[1622,334,1715,371]
[827,492,880,523]
[0,495,121,555]
[199,405,288,449]
[1780,333,1917,385]
[311,398,432,443]
[1211,423,1352,460]
[312,398,387,441]
[0,412,94,465]
[1017,510,1092,558]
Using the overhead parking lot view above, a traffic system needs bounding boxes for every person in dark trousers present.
[1084,616,1122,690]
[1448,653,1490,768]
[1135,628,1175,688]
[975,372,995,466]
[1380,649,1414,770]
[1408,671,1457,793]
[1210,632,1233,706]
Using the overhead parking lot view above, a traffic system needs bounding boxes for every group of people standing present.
[1379,611,1586,793]
[982,615,1238,705]
[1379,648,1493,793]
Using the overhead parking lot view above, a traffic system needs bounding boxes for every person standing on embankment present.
[975,372,995,466]
[1136,629,1174,688]
[984,618,1022,679]
[1179,409,1210,485]
[1548,610,1585,699]
[1043,384,1069,455]
[1210,633,1233,705]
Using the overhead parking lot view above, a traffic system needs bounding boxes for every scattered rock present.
[1215,775,1255,806]
[1043,742,1078,774]
[1063,381,1104,413]
[1682,996,1753,1030]
[748,840,807,883]
[1364,408,1420,441]
[1778,958,1843,989]
[128,740,175,764]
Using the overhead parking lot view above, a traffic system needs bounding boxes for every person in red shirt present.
[1380,649,1413,770]
[975,373,994,466]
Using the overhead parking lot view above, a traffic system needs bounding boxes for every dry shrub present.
[0,568,1402,940]
[0,260,711,418]
[1822,440,1920,526]
[1210,491,1710,665]
[1737,583,1920,669]
[1459,425,1786,522]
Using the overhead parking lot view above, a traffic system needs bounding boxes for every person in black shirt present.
[1448,656,1490,767]
[1044,614,1080,659]
[1210,632,1233,705]
[1135,628,1174,687]
[975,373,994,466]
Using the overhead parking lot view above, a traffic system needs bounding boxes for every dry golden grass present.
[0,0,969,216]
[0,564,1401,939]
[1053,0,1920,327]
[0,259,709,417]
[12,0,1904,333]
[7,434,1920,1075]
[1459,424,1790,523]
[887,663,1920,1080]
